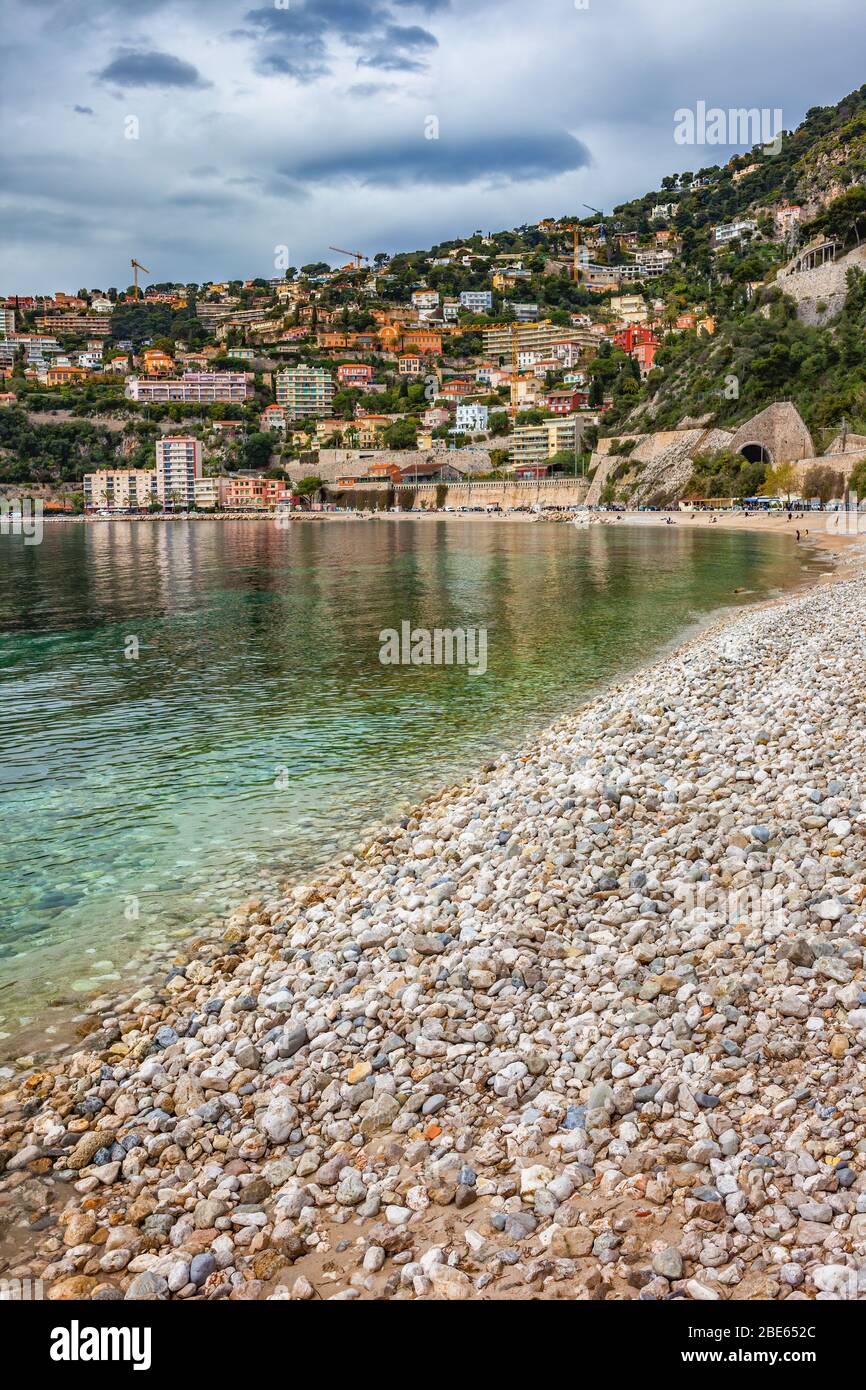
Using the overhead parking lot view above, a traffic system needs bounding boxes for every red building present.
[543,387,590,413]
[613,323,659,373]
[337,363,374,386]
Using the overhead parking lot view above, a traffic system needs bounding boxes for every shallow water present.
[0,517,822,1045]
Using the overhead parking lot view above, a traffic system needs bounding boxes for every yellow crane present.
[562,225,582,281]
[130,258,150,302]
[510,321,520,420]
[329,245,369,270]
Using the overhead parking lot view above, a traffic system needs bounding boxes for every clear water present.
[0,517,820,1049]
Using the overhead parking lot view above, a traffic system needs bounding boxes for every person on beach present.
[796,529,801,541]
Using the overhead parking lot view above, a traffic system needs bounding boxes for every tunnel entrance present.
[739,442,771,465]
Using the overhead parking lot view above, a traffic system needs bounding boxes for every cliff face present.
[586,427,734,507]
[774,243,866,326]
[587,403,818,506]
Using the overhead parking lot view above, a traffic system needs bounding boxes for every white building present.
[713,218,757,247]
[454,403,489,433]
[411,289,440,312]
[459,290,493,313]
[155,437,202,508]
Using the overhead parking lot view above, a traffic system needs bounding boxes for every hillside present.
[7,81,866,495]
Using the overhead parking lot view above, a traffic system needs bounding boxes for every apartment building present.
[512,303,539,321]
[275,364,334,417]
[509,414,595,467]
[398,353,423,375]
[125,372,250,403]
[483,319,585,360]
[155,437,203,508]
[223,476,293,510]
[411,289,440,312]
[459,290,493,313]
[84,467,156,512]
[193,477,232,509]
[36,313,111,337]
[0,306,15,336]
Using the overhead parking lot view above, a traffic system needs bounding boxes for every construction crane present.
[328,246,369,270]
[583,204,606,242]
[563,224,582,281]
[509,321,520,420]
[130,258,150,302]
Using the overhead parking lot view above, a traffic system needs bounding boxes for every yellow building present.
[84,468,156,511]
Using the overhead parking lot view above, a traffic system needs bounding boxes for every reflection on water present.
[0,517,819,1039]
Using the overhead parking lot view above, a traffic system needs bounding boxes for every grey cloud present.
[73,104,94,115]
[245,0,440,81]
[347,81,399,96]
[96,48,210,89]
[283,129,592,188]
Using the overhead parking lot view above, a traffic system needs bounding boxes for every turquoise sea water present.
[0,517,822,1048]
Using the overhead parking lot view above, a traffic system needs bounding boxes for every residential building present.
[0,306,15,336]
[193,477,232,509]
[44,364,86,386]
[398,353,423,375]
[411,289,440,312]
[155,437,203,508]
[422,406,451,430]
[712,218,757,247]
[35,313,111,337]
[459,290,493,313]
[482,319,587,360]
[454,403,489,433]
[614,323,659,356]
[543,387,590,414]
[84,467,156,512]
[512,303,539,321]
[224,476,293,510]
[275,364,334,417]
[610,294,648,325]
[126,372,250,403]
[775,204,803,237]
[337,363,374,387]
[509,414,596,467]
[142,348,175,375]
[260,404,288,433]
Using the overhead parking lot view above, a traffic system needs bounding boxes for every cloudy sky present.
[6,0,866,291]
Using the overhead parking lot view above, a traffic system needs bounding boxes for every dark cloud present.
[245,0,440,81]
[96,49,210,89]
[283,129,591,187]
[73,104,94,115]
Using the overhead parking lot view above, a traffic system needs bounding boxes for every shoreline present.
[2,527,866,1301]
[0,518,835,1068]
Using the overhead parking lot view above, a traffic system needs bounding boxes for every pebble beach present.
[4,546,866,1303]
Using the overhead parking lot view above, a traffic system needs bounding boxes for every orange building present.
[224,476,293,509]
[142,349,175,375]
[44,365,86,386]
